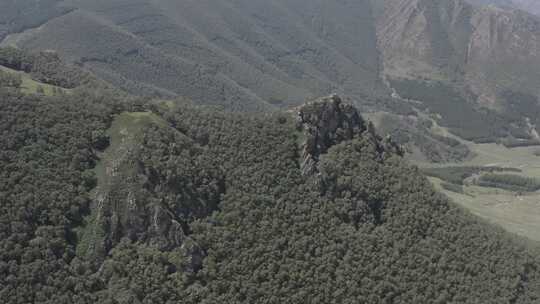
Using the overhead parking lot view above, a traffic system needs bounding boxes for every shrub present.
[477,173,540,192]
[422,166,521,185]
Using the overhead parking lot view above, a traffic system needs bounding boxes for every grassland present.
[75,111,168,257]
[0,65,69,96]
[417,140,540,242]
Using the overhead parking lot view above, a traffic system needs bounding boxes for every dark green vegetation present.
[0,47,96,89]
[0,0,71,41]
[500,138,540,148]
[422,166,522,185]
[3,0,540,162]
[1,0,384,111]
[0,68,21,88]
[374,113,472,163]
[477,173,540,193]
[4,1,540,303]
[389,78,538,143]
[0,85,118,303]
[3,69,540,302]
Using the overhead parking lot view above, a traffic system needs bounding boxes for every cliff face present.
[467,5,540,99]
[296,95,365,175]
[80,113,223,274]
[296,95,402,176]
[467,0,540,16]
[377,0,540,106]
[377,0,472,77]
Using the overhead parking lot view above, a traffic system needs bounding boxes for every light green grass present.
[430,176,540,242]
[0,65,70,96]
[93,111,167,194]
[76,111,168,257]
[416,132,540,242]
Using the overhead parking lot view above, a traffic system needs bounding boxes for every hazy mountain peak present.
[467,0,540,16]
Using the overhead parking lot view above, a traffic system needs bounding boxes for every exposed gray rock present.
[82,118,222,277]
[296,94,366,175]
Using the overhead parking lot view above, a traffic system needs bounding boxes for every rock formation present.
[296,95,366,175]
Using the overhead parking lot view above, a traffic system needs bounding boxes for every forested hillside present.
[0,0,384,111]
[2,64,540,302]
[4,2,540,303]
[3,0,540,159]
[0,0,71,41]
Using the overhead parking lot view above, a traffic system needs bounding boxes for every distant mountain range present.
[1,0,386,111]
[467,0,540,15]
[2,0,540,156]
[1,0,538,110]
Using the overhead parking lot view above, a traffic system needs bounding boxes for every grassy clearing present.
[76,111,168,257]
[0,65,69,96]
[430,176,540,242]
[93,111,167,194]
[417,137,540,242]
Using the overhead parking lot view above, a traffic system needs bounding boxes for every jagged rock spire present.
[296,94,366,175]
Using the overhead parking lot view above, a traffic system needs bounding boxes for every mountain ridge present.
[1,0,386,110]
[2,50,540,302]
[467,0,540,16]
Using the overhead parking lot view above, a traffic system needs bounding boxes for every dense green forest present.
[0,47,96,89]
[389,78,539,143]
[477,173,540,193]
[0,86,119,302]
[375,114,472,163]
[3,0,540,300]
[2,67,540,303]
[422,166,522,185]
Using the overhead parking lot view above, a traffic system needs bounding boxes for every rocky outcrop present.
[296,95,367,175]
[81,113,221,275]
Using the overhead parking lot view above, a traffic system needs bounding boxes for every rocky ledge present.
[295,95,366,175]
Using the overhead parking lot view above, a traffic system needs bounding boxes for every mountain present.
[467,0,540,16]
[0,0,385,111]
[375,0,540,144]
[2,0,540,154]
[379,0,540,101]
[0,0,71,39]
[2,63,540,301]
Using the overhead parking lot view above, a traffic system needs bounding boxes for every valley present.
[418,138,540,241]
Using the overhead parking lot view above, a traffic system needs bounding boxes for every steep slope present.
[111,96,540,303]
[468,0,540,16]
[378,0,540,98]
[4,0,540,146]
[0,0,72,41]
[2,69,540,302]
[1,0,384,111]
[377,0,540,142]
[78,111,222,274]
